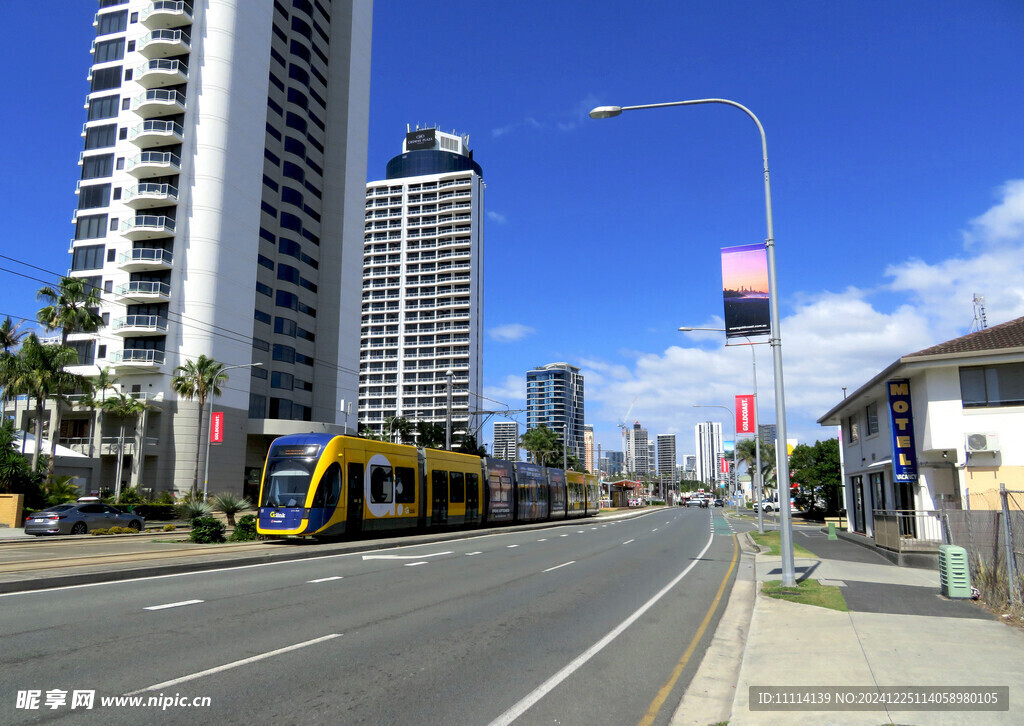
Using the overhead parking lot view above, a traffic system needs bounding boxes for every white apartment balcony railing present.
[135,58,188,88]
[129,119,184,147]
[116,281,171,303]
[123,182,178,210]
[133,88,186,117]
[141,0,194,30]
[109,349,166,368]
[121,215,175,241]
[138,28,191,59]
[117,247,173,272]
[127,151,181,178]
[113,315,168,336]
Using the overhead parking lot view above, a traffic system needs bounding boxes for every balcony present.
[138,28,191,59]
[123,182,178,210]
[133,89,186,117]
[117,247,173,272]
[113,315,168,336]
[127,151,181,178]
[121,215,175,241]
[116,281,171,303]
[136,58,188,88]
[129,119,183,147]
[110,349,166,369]
[141,0,193,29]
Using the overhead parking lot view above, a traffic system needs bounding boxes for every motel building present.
[817,316,1024,561]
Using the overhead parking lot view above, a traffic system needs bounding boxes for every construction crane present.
[617,396,637,476]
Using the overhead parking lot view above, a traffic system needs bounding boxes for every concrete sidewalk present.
[676,526,1024,725]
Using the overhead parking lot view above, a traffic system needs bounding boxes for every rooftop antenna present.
[971,294,988,332]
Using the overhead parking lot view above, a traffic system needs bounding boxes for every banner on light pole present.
[721,244,770,338]
[210,411,224,444]
[735,394,756,435]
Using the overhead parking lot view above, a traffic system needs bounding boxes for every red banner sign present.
[735,394,756,435]
[720,458,729,474]
[210,411,224,444]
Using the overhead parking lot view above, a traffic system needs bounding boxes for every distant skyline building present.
[758,423,777,447]
[695,422,724,485]
[359,127,485,441]
[526,362,584,461]
[492,421,519,461]
[602,450,624,477]
[656,434,676,480]
[53,0,372,497]
[625,421,650,477]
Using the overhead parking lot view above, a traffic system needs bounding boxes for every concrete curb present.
[0,509,654,595]
[670,532,758,726]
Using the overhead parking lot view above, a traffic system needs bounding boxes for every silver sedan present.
[24,503,145,535]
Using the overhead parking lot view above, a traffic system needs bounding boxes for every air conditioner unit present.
[965,432,999,453]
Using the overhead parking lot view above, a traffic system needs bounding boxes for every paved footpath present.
[674,520,1024,726]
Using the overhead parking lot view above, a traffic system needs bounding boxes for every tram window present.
[369,464,393,503]
[432,470,448,497]
[311,477,326,508]
[466,473,478,497]
[395,466,415,503]
[450,471,465,503]
[261,459,313,507]
[320,463,341,507]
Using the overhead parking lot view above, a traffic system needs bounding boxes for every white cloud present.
[491,123,516,138]
[483,374,526,404]
[577,179,1024,457]
[489,323,535,342]
[487,210,507,224]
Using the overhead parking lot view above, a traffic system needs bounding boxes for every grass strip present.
[762,578,848,611]
[748,530,816,558]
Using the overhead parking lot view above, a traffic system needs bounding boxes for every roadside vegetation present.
[749,530,816,558]
[762,579,848,612]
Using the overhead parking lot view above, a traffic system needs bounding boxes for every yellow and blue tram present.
[256,433,601,538]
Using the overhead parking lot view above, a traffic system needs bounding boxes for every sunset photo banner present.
[721,244,770,339]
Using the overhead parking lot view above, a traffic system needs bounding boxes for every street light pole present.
[680,326,765,533]
[203,362,263,500]
[594,99,794,585]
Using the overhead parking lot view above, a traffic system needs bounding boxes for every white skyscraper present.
[492,421,519,461]
[695,422,724,486]
[656,434,676,480]
[62,0,372,497]
[359,128,485,442]
[625,422,650,477]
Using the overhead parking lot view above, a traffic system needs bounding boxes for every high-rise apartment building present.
[656,434,676,480]
[526,363,584,460]
[583,424,594,472]
[492,421,519,461]
[62,0,372,496]
[602,450,624,476]
[625,421,650,477]
[695,422,723,485]
[359,128,484,441]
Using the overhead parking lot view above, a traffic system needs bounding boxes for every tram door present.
[465,473,479,524]
[431,470,448,527]
[346,462,364,535]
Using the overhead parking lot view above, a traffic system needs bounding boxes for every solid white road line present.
[308,576,343,583]
[542,561,576,573]
[362,551,452,560]
[143,599,203,611]
[487,529,714,726]
[125,633,342,695]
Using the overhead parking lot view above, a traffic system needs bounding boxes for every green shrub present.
[212,492,253,526]
[177,499,213,521]
[154,490,176,506]
[229,514,258,542]
[190,516,226,544]
[162,524,176,532]
[90,528,109,536]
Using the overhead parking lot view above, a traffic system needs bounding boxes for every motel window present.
[960,363,1024,408]
[865,402,879,436]
[845,414,859,444]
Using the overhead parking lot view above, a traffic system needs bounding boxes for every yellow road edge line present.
[638,533,739,726]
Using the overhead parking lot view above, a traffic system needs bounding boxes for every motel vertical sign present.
[886,379,918,482]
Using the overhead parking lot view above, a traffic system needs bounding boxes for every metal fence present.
[873,510,945,552]
[942,485,1024,609]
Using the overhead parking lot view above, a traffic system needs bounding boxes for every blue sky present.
[2,1,1023,461]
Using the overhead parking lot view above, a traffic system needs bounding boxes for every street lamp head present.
[589,105,623,119]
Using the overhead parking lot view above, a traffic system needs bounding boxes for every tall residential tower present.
[62,0,372,496]
[359,128,485,441]
[526,362,584,461]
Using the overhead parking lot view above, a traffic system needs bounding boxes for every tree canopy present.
[789,438,842,515]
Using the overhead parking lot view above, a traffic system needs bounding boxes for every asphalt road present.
[0,508,740,726]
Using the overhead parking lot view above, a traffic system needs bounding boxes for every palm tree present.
[36,277,104,347]
[78,367,117,458]
[520,424,562,466]
[384,415,413,444]
[5,334,85,473]
[171,355,227,497]
[212,491,253,527]
[101,392,153,500]
[414,421,446,449]
[0,316,25,425]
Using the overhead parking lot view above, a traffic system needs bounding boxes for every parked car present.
[24,502,144,536]
[753,496,779,512]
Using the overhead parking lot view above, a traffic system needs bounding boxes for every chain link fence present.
[943,484,1024,610]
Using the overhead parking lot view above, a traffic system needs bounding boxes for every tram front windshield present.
[261,459,315,508]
